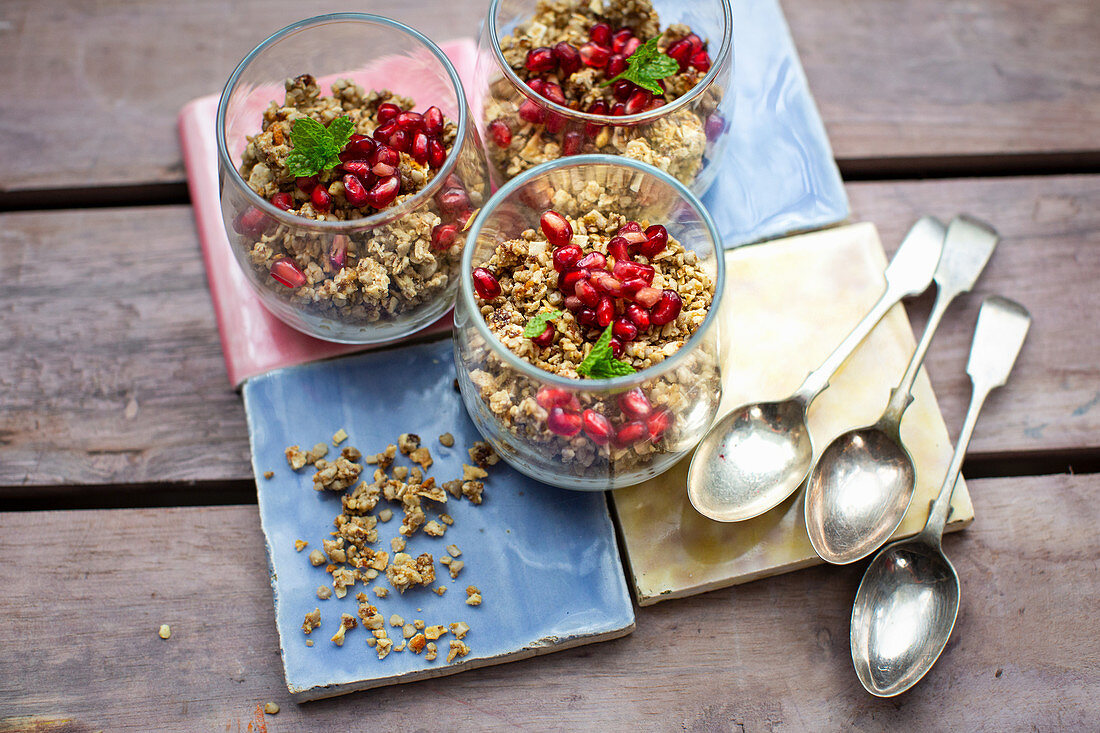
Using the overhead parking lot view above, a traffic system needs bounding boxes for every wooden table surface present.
[2,0,1098,730]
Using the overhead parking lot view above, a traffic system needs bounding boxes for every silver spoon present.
[687,217,945,522]
[850,296,1030,697]
[805,216,999,564]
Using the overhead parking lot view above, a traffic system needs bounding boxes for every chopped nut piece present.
[468,441,498,467]
[393,466,409,481]
[402,623,417,639]
[322,538,347,564]
[398,433,421,454]
[378,508,393,523]
[440,514,454,525]
[424,520,446,537]
[391,537,406,553]
[376,637,393,659]
[341,446,362,462]
[301,608,321,635]
[365,638,376,647]
[264,702,280,715]
[331,566,354,598]
[409,633,427,654]
[434,586,447,596]
[158,624,171,640]
[357,603,384,630]
[448,560,465,580]
[462,464,488,481]
[285,446,308,471]
[308,549,326,566]
[364,568,378,580]
[306,442,329,463]
[447,640,471,663]
[374,586,389,599]
[263,471,275,480]
[294,539,308,552]
[317,585,333,600]
[443,479,463,499]
[306,640,314,647]
[461,480,484,505]
[410,467,424,483]
[425,624,447,641]
[389,614,405,627]
[332,428,348,445]
[449,622,470,640]
[425,641,438,661]
[466,586,482,606]
[440,556,452,566]
[331,613,357,646]
[409,446,433,469]
[439,432,455,447]
[446,544,462,558]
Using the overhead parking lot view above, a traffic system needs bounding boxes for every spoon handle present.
[920,296,1031,544]
[794,217,946,404]
[880,216,1000,427]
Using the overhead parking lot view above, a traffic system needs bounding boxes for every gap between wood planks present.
[3,153,1100,212]
[1,450,1097,513]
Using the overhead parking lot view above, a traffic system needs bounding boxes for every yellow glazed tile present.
[612,222,974,605]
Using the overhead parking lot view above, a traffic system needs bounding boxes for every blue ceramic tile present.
[243,338,634,700]
[701,0,849,247]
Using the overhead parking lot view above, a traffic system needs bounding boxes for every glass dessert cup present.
[475,0,734,196]
[454,156,725,490]
[217,13,490,344]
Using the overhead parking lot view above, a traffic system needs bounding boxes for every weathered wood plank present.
[1,175,1098,491]
[0,473,1095,729]
[1,0,1098,193]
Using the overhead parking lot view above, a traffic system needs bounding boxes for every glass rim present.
[216,12,471,232]
[485,0,733,125]
[459,154,726,390]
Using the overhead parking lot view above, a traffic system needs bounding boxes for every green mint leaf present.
[327,116,355,150]
[289,117,327,150]
[523,309,563,338]
[600,37,680,96]
[576,325,636,378]
[285,150,320,178]
[285,116,355,177]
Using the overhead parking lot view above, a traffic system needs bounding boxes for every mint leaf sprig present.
[599,37,680,96]
[523,309,563,338]
[577,325,637,379]
[284,116,355,178]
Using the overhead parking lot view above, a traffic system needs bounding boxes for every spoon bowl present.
[804,427,915,564]
[850,539,960,697]
[688,400,811,522]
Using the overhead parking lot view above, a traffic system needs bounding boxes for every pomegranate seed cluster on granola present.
[283,429,497,662]
[484,0,724,184]
[232,74,484,325]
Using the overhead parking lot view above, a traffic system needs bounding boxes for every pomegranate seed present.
[646,408,674,441]
[431,222,459,251]
[542,82,566,106]
[437,187,471,215]
[559,268,588,295]
[612,79,634,102]
[270,256,306,288]
[341,159,370,177]
[367,175,400,208]
[620,231,648,246]
[471,267,501,299]
[611,28,634,54]
[651,290,683,326]
[622,37,642,57]
[234,207,269,237]
[553,245,583,272]
[613,317,638,341]
[547,407,582,438]
[625,303,651,330]
[562,130,584,156]
[578,308,599,328]
[611,102,626,116]
[609,337,624,358]
[585,101,608,136]
[525,46,557,74]
[575,251,606,270]
[422,106,444,136]
[411,131,430,164]
[344,133,376,158]
[393,130,413,153]
[342,174,369,207]
[613,259,655,284]
[640,224,668,257]
[633,286,663,308]
[618,388,652,419]
[666,39,694,71]
[519,99,545,124]
[536,387,579,411]
[527,78,546,94]
[618,221,642,234]
[589,22,612,47]
[532,322,555,348]
[329,235,349,270]
[691,50,712,72]
[372,161,396,177]
[545,112,566,134]
[608,237,631,262]
[590,271,623,297]
[371,145,399,167]
[621,278,648,299]
[646,98,667,112]
[395,111,423,132]
[427,138,447,168]
[575,279,599,308]
[377,103,401,124]
[625,89,652,115]
[488,119,513,148]
[311,185,332,212]
[596,297,615,327]
[582,410,614,445]
[613,421,647,448]
[686,33,704,54]
[705,113,726,141]
[580,43,610,68]
[553,42,581,76]
[270,192,294,211]
[296,175,318,192]
[540,210,573,247]
[563,294,584,312]
[373,120,397,142]
[606,54,628,77]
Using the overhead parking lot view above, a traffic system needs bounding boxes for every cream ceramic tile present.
[613,223,974,605]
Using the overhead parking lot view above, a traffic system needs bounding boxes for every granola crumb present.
[386,552,435,592]
[264,702,280,715]
[378,508,393,523]
[263,471,275,480]
[332,428,348,445]
[424,624,448,641]
[409,446,433,469]
[434,586,447,596]
[285,446,307,471]
[398,433,421,455]
[294,539,308,552]
[447,639,471,663]
[466,586,482,606]
[440,513,454,525]
[394,641,406,652]
[402,623,417,639]
[317,585,333,600]
[424,520,446,537]
[366,637,376,647]
[376,636,393,659]
[389,614,405,627]
[306,639,314,647]
[425,641,438,660]
[301,608,321,635]
[448,560,464,580]
[439,432,455,447]
[391,537,406,553]
[449,622,470,640]
[409,633,427,654]
[308,549,326,566]
[468,441,499,467]
[446,544,462,558]
[158,624,171,640]
[374,586,389,599]
[440,556,452,566]
[414,619,425,630]
[331,613,356,646]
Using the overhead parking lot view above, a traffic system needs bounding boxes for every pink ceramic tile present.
[178,38,479,387]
